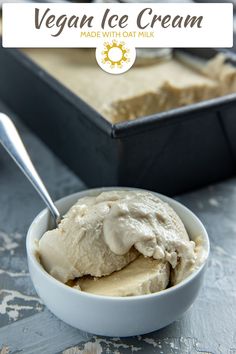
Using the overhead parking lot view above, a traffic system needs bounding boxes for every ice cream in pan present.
[39,190,204,297]
[23,47,236,123]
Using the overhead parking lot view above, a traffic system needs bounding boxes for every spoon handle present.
[0,113,61,225]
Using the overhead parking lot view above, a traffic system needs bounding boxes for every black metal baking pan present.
[0,41,236,195]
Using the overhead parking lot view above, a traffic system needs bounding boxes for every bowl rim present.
[26,187,210,302]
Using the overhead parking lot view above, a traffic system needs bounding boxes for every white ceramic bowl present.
[26,187,209,337]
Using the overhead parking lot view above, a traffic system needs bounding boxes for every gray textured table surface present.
[0,101,235,354]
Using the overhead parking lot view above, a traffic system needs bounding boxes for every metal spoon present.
[0,113,61,225]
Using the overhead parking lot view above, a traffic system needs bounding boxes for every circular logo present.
[96,40,136,75]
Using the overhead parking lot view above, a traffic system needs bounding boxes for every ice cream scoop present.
[39,196,139,282]
[39,189,200,295]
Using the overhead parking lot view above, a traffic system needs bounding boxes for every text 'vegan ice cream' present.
[39,191,203,296]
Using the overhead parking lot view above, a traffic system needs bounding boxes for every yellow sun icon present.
[102,40,129,69]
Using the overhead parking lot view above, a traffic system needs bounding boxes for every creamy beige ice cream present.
[74,255,170,297]
[39,193,138,283]
[21,48,236,123]
[39,190,202,296]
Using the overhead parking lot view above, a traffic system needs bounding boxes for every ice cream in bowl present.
[27,187,209,336]
[0,114,209,337]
